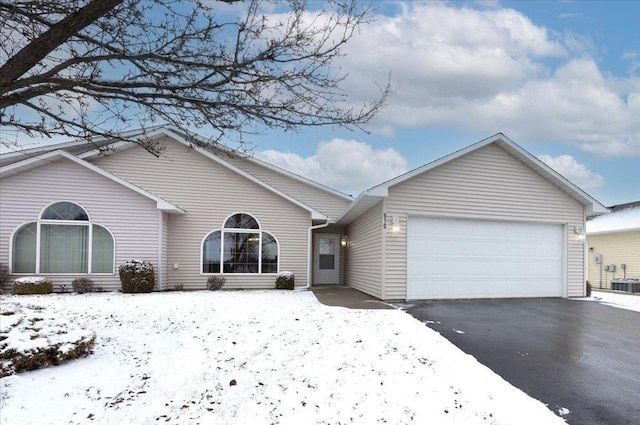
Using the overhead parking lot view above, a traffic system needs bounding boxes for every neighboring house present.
[0,129,606,300]
[586,202,640,290]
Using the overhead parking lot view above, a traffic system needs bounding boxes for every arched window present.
[11,202,115,274]
[202,213,279,274]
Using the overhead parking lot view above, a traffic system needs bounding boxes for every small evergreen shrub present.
[72,277,95,294]
[207,276,225,291]
[119,260,155,293]
[275,271,295,290]
[0,263,9,285]
[174,283,184,291]
[12,277,53,295]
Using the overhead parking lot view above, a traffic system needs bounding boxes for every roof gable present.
[337,133,607,224]
[0,150,185,214]
[77,128,328,221]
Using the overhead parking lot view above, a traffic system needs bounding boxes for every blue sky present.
[4,1,638,206]
[250,0,640,206]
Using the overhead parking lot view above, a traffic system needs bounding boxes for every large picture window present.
[202,213,279,274]
[11,202,115,274]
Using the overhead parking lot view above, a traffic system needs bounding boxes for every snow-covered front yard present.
[0,290,566,425]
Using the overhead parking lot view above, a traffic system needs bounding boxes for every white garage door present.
[407,217,564,300]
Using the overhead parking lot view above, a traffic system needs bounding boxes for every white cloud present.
[538,154,605,190]
[333,2,640,157]
[257,139,408,195]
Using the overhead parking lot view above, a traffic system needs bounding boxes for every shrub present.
[586,281,592,297]
[174,283,184,291]
[0,302,96,377]
[72,277,94,294]
[119,260,155,293]
[0,263,9,285]
[207,276,225,291]
[11,277,53,295]
[275,271,295,290]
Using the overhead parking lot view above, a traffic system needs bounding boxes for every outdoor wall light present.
[574,225,586,241]
[391,215,400,233]
[383,213,401,233]
[341,235,348,247]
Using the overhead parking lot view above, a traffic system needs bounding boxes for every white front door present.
[314,234,340,284]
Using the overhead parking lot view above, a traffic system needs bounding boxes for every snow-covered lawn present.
[589,290,640,312]
[0,290,566,425]
[0,301,95,377]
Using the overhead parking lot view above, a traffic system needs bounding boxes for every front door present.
[314,234,340,284]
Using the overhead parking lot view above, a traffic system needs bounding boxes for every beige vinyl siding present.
[384,144,585,300]
[587,230,640,290]
[224,156,352,221]
[92,136,311,289]
[345,201,383,298]
[0,158,159,291]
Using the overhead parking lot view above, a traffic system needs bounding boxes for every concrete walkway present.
[310,285,394,310]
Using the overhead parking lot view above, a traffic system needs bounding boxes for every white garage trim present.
[407,216,566,300]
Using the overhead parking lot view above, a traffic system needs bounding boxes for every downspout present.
[157,210,163,291]
[307,220,330,289]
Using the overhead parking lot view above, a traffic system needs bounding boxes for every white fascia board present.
[160,126,353,201]
[193,145,328,221]
[587,227,640,236]
[77,127,328,219]
[157,130,328,221]
[1,150,185,214]
[77,140,133,159]
[0,149,61,175]
[363,132,606,215]
[0,125,167,160]
[246,156,354,201]
[78,127,176,160]
[495,138,607,213]
[335,191,386,225]
[365,186,388,197]
[363,134,503,194]
[1,139,87,160]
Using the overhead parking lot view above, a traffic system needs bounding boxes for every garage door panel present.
[407,217,564,299]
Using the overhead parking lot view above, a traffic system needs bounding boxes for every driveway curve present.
[401,299,640,425]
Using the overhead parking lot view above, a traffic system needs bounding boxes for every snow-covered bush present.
[0,302,95,377]
[12,277,53,295]
[275,271,295,290]
[72,277,94,294]
[207,276,225,291]
[119,260,155,293]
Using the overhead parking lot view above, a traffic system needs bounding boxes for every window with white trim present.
[202,213,279,274]
[11,202,115,274]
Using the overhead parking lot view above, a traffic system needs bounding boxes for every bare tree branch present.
[0,0,390,153]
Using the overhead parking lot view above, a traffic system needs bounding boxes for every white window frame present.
[201,212,280,275]
[9,201,116,275]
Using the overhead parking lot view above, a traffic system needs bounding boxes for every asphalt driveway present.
[400,299,640,425]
